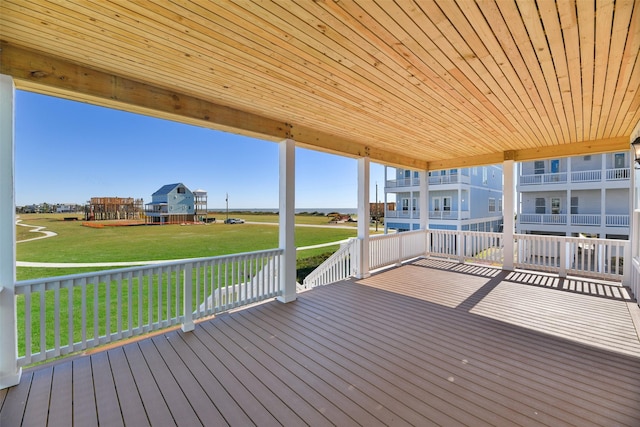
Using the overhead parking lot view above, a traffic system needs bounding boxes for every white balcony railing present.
[570,214,601,226]
[302,239,359,288]
[306,230,630,290]
[519,214,629,227]
[571,170,602,182]
[518,214,567,225]
[606,215,630,227]
[520,173,568,185]
[15,249,282,366]
[385,177,420,188]
[428,174,471,185]
[606,168,631,181]
[521,168,630,186]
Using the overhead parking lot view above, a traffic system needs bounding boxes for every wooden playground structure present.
[85,197,144,221]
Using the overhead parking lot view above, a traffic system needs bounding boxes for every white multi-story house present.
[517,152,631,239]
[384,165,504,232]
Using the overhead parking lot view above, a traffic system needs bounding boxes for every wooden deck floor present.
[2,261,640,426]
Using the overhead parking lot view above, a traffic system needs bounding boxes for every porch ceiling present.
[0,1,638,170]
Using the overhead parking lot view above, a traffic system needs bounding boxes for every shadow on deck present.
[2,261,639,426]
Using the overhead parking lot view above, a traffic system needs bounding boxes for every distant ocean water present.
[209,208,358,215]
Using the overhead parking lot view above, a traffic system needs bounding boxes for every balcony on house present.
[519,153,631,189]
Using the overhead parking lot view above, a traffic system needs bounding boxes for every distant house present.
[384,166,504,232]
[145,183,195,224]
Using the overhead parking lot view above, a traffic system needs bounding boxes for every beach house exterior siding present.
[384,165,503,232]
[145,183,195,224]
[517,152,631,238]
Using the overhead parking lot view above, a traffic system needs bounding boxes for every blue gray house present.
[145,183,195,224]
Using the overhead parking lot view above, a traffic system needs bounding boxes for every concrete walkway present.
[15,218,58,243]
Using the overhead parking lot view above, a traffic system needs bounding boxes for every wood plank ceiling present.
[0,0,638,170]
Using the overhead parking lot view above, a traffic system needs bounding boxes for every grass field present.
[16,213,363,280]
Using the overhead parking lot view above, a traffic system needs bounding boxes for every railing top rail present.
[513,233,628,245]
[16,247,284,288]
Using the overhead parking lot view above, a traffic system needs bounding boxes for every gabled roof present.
[152,183,186,197]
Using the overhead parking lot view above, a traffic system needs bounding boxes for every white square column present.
[419,170,429,230]
[0,74,21,389]
[503,157,515,271]
[277,139,297,303]
[357,157,370,278]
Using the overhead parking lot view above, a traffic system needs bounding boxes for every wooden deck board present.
[47,360,73,427]
[107,346,151,427]
[21,365,53,427]
[72,356,98,427]
[91,351,125,427]
[2,263,640,426]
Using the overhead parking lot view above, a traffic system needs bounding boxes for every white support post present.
[277,139,297,303]
[181,265,194,332]
[357,157,370,278]
[419,170,428,230]
[503,158,515,271]
[0,75,21,389]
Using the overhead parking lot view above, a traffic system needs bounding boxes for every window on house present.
[433,197,441,211]
[412,197,418,211]
[443,197,452,211]
[472,167,478,175]
[404,170,411,178]
[535,198,545,214]
[551,198,560,214]
[402,198,409,211]
[482,168,488,185]
[534,161,545,174]
[584,155,591,161]
[488,198,496,212]
[498,198,502,212]
[177,187,185,194]
[550,159,560,173]
[614,153,625,169]
[571,197,578,214]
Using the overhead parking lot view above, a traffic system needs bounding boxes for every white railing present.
[519,173,568,185]
[428,174,470,185]
[15,249,282,366]
[370,230,426,270]
[385,210,413,218]
[570,214,601,226]
[606,215,630,227]
[519,214,567,225]
[385,177,419,188]
[302,239,358,289]
[571,170,602,182]
[426,230,504,265]
[606,168,630,181]
[515,234,626,281]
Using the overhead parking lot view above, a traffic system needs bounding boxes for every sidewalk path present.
[16,219,58,243]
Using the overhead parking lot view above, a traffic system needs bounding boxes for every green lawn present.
[16,213,360,280]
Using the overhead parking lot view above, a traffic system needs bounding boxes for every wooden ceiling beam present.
[428,137,631,171]
[0,42,423,169]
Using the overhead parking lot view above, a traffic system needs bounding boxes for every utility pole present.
[225,193,229,224]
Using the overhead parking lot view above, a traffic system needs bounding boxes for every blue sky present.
[15,91,388,209]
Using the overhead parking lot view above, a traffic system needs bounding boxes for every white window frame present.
[488,198,496,213]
